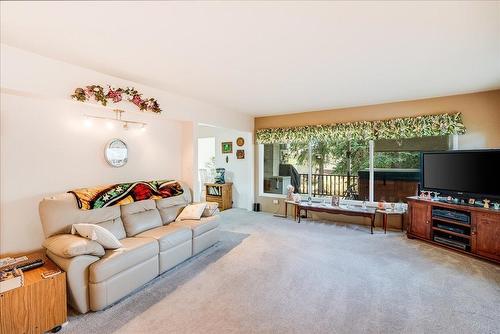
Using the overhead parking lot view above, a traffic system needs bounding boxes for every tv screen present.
[422,150,500,198]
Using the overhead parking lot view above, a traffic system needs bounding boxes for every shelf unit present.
[407,197,500,264]
[432,216,471,228]
[205,182,233,211]
[432,227,471,239]
[431,207,471,251]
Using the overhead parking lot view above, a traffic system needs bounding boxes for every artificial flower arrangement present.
[71,85,161,113]
[256,112,466,143]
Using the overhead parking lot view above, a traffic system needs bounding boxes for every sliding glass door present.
[261,135,452,203]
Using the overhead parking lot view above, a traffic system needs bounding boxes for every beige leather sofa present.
[38,183,219,313]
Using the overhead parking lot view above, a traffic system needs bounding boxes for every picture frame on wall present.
[236,149,245,159]
[221,141,233,154]
[236,137,245,147]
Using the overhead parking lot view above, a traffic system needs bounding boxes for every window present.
[372,136,451,203]
[304,140,369,198]
[262,140,369,198]
[261,135,453,203]
[262,143,308,195]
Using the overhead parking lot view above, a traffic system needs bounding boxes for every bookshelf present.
[205,182,233,211]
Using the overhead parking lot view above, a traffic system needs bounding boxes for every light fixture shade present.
[83,109,147,130]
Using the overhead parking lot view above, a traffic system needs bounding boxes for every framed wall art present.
[236,149,245,159]
[221,141,233,154]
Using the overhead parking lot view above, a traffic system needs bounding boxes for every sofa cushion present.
[120,200,162,237]
[89,237,158,283]
[136,225,192,252]
[157,204,186,225]
[175,216,219,237]
[95,218,127,240]
[39,193,126,239]
[155,188,190,225]
[155,182,192,208]
[43,234,105,258]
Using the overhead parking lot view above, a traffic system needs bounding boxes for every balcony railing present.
[299,173,358,197]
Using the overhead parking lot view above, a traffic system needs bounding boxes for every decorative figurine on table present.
[432,192,440,201]
[420,191,431,200]
[286,185,295,201]
[293,193,301,203]
[214,168,225,184]
[483,199,490,209]
[493,203,500,210]
[331,195,339,207]
[468,198,475,205]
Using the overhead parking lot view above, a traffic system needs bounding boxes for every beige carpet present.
[63,209,500,334]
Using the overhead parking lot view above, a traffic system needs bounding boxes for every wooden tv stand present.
[407,197,499,264]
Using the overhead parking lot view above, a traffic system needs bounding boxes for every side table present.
[376,210,405,234]
[0,252,67,334]
[284,200,300,220]
[205,182,233,211]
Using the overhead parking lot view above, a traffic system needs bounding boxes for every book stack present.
[0,268,24,293]
[207,187,221,196]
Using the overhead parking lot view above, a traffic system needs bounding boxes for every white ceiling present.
[1,1,499,116]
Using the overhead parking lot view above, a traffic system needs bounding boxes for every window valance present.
[255,112,466,144]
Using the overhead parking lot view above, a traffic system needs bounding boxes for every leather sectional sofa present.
[38,182,219,313]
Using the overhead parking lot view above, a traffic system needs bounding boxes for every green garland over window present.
[256,112,466,144]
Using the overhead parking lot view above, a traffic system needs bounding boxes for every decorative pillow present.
[202,202,219,217]
[43,234,105,258]
[175,203,207,222]
[71,223,123,249]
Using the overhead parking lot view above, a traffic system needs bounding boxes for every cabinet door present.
[472,212,500,261]
[409,201,431,239]
[0,287,30,334]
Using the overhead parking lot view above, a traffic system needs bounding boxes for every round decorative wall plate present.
[236,137,245,146]
[105,138,128,167]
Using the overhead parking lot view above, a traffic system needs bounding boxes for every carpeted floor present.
[63,209,500,334]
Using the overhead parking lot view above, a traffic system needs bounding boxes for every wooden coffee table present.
[297,203,377,234]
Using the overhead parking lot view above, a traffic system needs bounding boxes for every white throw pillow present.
[71,223,122,249]
[202,202,219,217]
[175,203,207,221]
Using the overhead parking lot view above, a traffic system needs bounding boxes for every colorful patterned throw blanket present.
[69,180,184,210]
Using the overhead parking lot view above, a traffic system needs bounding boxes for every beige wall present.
[254,90,500,227]
[197,125,254,210]
[0,45,253,256]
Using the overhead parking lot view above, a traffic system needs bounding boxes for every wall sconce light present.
[84,109,147,130]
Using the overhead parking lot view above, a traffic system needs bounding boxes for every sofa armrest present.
[47,251,100,314]
[43,234,105,258]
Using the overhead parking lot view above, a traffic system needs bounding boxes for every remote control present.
[18,259,44,271]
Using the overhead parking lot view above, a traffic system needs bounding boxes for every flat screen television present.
[421,150,500,199]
